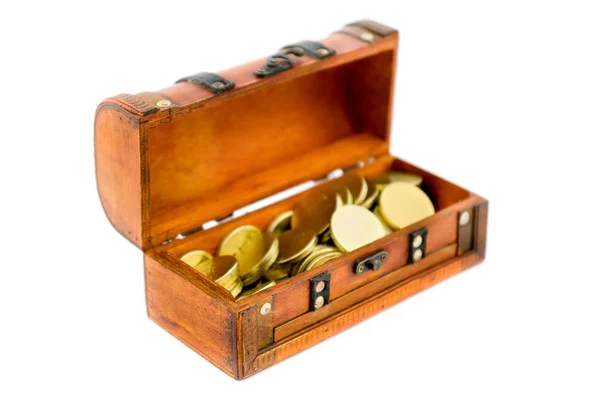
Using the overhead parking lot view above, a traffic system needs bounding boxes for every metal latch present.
[310,272,330,311]
[355,250,388,274]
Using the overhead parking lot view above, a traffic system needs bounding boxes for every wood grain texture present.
[95,104,144,248]
[244,251,484,379]
[95,19,490,380]
[274,243,458,342]
[95,27,398,248]
[144,254,237,377]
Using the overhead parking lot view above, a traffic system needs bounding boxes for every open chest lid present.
[95,20,398,250]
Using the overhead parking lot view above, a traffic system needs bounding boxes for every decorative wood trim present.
[245,251,484,378]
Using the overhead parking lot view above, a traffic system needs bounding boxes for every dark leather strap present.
[176,72,235,94]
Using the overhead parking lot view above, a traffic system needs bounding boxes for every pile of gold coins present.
[179,171,435,300]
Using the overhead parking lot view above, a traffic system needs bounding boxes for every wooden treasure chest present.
[94,19,488,380]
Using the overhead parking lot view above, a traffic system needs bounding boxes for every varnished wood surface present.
[145,254,238,377]
[151,133,388,245]
[274,243,458,342]
[95,19,489,380]
[95,106,144,247]
[245,251,484,379]
[95,24,398,249]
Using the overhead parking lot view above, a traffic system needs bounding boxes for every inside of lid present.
[147,50,395,245]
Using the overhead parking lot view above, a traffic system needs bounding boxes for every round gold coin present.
[236,280,277,301]
[194,255,238,281]
[257,232,279,271]
[336,173,368,205]
[292,184,340,235]
[373,206,393,234]
[218,225,264,276]
[295,245,338,275]
[330,205,386,252]
[180,250,212,268]
[277,227,318,264]
[305,251,342,272]
[266,210,294,236]
[360,181,379,209]
[369,171,423,190]
[263,263,292,281]
[379,182,435,229]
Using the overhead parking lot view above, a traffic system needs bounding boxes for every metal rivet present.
[256,67,265,73]
[357,264,365,274]
[314,296,325,310]
[156,99,171,108]
[459,211,471,226]
[360,32,375,42]
[316,48,329,56]
[260,303,271,315]
[212,81,225,89]
[412,235,423,249]
[315,281,326,293]
[413,249,423,262]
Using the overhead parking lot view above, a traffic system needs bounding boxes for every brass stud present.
[260,302,271,316]
[459,211,471,226]
[412,235,423,249]
[315,281,326,293]
[314,296,325,310]
[155,99,171,108]
[413,249,423,262]
[212,81,225,90]
[360,32,375,42]
[316,48,329,57]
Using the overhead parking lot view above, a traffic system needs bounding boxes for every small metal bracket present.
[409,227,428,263]
[176,72,235,94]
[281,40,335,59]
[256,41,334,78]
[310,272,330,311]
[355,250,388,274]
[255,47,305,78]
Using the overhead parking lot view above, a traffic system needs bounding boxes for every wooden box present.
[95,20,488,380]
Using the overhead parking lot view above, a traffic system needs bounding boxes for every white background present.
[1,1,599,399]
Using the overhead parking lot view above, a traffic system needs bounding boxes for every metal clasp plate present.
[310,272,330,311]
[355,250,388,274]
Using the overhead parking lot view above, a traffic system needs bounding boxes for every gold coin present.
[360,181,379,209]
[373,206,393,234]
[379,182,435,229]
[277,227,318,264]
[263,263,292,281]
[194,255,242,297]
[292,184,340,235]
[236,281,276,301]
[330,205,386,252]
[266,210,294,236]
[295,245,338,275]
[369,171,423,190]
[257,232,279,271]
[319,229,332,244]
[229,279,243,298]
[305,252,342,272]
[194,255,238,281]
[336,173,368,205]
[218,225,264,276]
[180,250,212,268]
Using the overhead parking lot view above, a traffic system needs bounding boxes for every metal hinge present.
[255,40,335,78]
[176,72,235,94]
